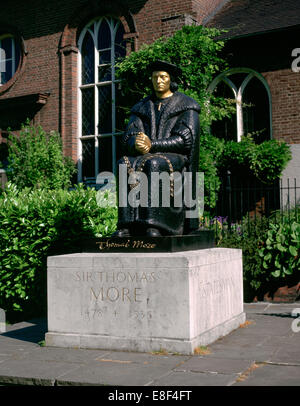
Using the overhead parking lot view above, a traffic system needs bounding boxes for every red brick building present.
[0,0,299,186]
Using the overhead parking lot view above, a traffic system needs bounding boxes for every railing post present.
[227,170,232,232]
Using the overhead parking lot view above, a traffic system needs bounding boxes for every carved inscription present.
[90,286,142,303]
[96,239,156,250]
[73,271,156,283]
[198,277,235,298]
[73,271,157,320]
[81,306,153,321]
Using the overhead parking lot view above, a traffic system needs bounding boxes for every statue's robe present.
[117,91,200,235]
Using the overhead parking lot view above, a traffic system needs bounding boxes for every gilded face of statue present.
[151,71,172,97]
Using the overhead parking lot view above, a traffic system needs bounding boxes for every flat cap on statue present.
[148,60,182,79]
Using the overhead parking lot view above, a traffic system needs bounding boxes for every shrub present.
[218,211,300,301]
[4,121,76,189]
[218,135,291,183]
[217,216,266,301]
[0,183,117,321]
[198,132,224,208]
[116,25,228,125]
[258,214,300,279]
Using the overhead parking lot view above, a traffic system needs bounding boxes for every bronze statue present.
[114,60,200,237]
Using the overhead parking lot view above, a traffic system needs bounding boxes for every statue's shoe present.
[112,228,131,237]
[146,227,161,237]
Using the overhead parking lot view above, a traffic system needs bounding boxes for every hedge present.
[0,183,117,321]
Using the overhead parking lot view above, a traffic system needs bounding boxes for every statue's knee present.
[143,157,162,173]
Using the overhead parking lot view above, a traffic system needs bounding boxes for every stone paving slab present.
[55,357,187,386]
[150,370,238,386]
[174,356,253,375]
[0,303,299,386]
[16,347,109,363]
[0,359,82,386]
[234,364,300,386]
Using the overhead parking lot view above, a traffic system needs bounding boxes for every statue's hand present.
[135,132,151,154]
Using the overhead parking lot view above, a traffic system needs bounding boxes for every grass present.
[194,346,211,355]
[239,320,254,328]
[235,362,264,382]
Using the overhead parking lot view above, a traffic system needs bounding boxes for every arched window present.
[0,34,21,86]
[78,17,126,181]
[208,68,272,143]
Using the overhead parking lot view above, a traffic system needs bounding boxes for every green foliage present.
[198,132,224,208]
[217,216,267,301]
[218,211,300,301]
[258,217,300,279]
[0,183,117,320]
[116,25,228,126]
[218,135,291,183]
[4,121,76,189]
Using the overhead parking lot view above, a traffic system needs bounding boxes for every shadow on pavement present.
[1,318,47,344]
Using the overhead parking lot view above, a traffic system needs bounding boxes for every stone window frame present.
[77,17,126,182]
[208,67,273,142]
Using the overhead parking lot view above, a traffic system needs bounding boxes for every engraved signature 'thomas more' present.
[96,239,156,250]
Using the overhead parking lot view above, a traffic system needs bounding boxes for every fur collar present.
[131,92,200,120]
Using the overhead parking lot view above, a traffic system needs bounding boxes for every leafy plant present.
[258,221,300,279]
[116,25,229,128]
[218,216,273,301]
[218,210,300,301]
[198,132,224,208]
[0,183,117,321]
[4,121,76,189]
[218,135,291,183]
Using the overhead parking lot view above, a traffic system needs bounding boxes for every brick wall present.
[263,69,300,144]
[192,0,229,23]
[0,0,205,162]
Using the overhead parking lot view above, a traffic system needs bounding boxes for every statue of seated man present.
[114,60,200,237]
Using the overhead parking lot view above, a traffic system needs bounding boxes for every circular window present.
[0,34,21,86]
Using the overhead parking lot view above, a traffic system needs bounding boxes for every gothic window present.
[0,35,21,85]
[78,17,126,181]
[209,69,272,143]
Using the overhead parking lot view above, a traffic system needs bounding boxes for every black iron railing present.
[202,175,300,237]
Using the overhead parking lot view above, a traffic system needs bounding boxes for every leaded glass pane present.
[99,49,111,65]
[115,84,126,133]
[81,138,95,178]
[0,37,21,85]
[98,19,111,50]
[98,85,112,133]
[98,64,111,82]
[81,32,94,85]
[115,134,123,162]
[211,80,237,141]
[2,37,12,59]
[81,87,95,135]
[98,136,112,173]
[3,60,12,84]
[79,18,127,179]
[242,76,270,143]
[15,40,20,69]
[115,23,126,61]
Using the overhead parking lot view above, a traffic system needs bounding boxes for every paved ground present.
[0,302,299,387]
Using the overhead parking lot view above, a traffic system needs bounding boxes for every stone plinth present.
[45,248,245,355]
[0,308,5,333]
